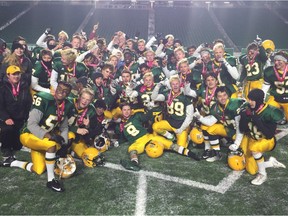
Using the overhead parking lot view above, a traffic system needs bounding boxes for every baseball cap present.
[6,65,21,74]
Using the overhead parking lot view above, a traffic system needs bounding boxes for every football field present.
[0,125,288,215]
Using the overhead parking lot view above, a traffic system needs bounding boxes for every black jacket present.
[0,78,32,123]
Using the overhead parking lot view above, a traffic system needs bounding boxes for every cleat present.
[202,149,211,159]
[251,173,267,186]
[120,159,141,171]
[188,151,200,161]
[269,157,286,169]
[206,150,222,162]
[47,179,64,192]
[278,119,287,125]
[0,156,15,167]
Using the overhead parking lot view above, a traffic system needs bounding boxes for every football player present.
[12,81,73,192]
[117,103,199,171]
[50,48,88,90]
[152,75,194,148]
[196,72,219,115]
[208,43,239,98]
[110,69,142,119]
[116,50,140,81]
[262,50,288,123]
[238,42,267,99]
[31,49,53,94]
[236,89,286,185]
[194,86,245,161]
[68,88,99,160]
[131,72,165,131]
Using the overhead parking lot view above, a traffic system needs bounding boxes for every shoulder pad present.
[36,92,54,101]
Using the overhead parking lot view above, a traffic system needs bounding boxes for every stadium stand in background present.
[0,1,288,52]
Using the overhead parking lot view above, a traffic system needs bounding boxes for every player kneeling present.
[116,103,200,171]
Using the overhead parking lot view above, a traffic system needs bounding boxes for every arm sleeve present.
[189,60,197,69]
[223,59,239,80]
[107,40,115,52]
[155,44,164,56]
[198,115,218,126]
[31,76,51,93]
[50,69,58,90]
[76,50,90,63]
[145,36,157,50]
[151,85,165,101]
[59,116,69,143]
[184,83,197,98]
[177,104,194,131]
[27,109,47,139]
[36,33,48,49]
[162,66,177,79]
[262,82,271,99]
[234,115,244,146]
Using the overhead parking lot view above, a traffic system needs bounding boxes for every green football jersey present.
[245,104,284,140]
[164,92,193,128]
[206,58,237,96]
[239,46,267,82]
[67,97,97,133]
[32,61,52,89]
[118,113,149,145]
[31,46,44,64]
[151,67,166,83]
[136,84,165,112]
[197,84,217,115]
[53,58,89,83]
[21,92,73,134]
[264,66,288,103]
[210,98,245,137]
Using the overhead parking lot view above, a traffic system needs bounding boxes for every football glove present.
[254,35,262,46]
[229,143,240,152]
[45,28,51,35]
[155,32,163,41]
[49,134,65,145]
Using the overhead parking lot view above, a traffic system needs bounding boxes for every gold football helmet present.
[190,126,204,145]
[262,40,275,52]
[94,134,111,153]
[81,147,105,168]
[228,148,245,171]
[145,141,164,158]
[54,154,76,179]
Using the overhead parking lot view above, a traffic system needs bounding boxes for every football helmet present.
[81,147,105,168]
[262,40,275,52]
[228,148,245,171]
[190,127,204,145]
[94,134,111,153]
[54,154,76,179]
[145,141,164,158]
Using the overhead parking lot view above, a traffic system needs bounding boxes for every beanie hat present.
[248,88,265,110]
[94,99,106,110]
[11,42,24,53]
[91,72,103,81]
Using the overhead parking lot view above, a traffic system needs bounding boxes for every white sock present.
[11,160,33,172]
[257,161,266,175]
[45,152,56,182]
[163,131,173,139]
[204,141,211,150]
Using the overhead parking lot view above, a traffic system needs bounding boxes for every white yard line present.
[105,162,242,194]
[276,128,288,141]
[134,173,147,216]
